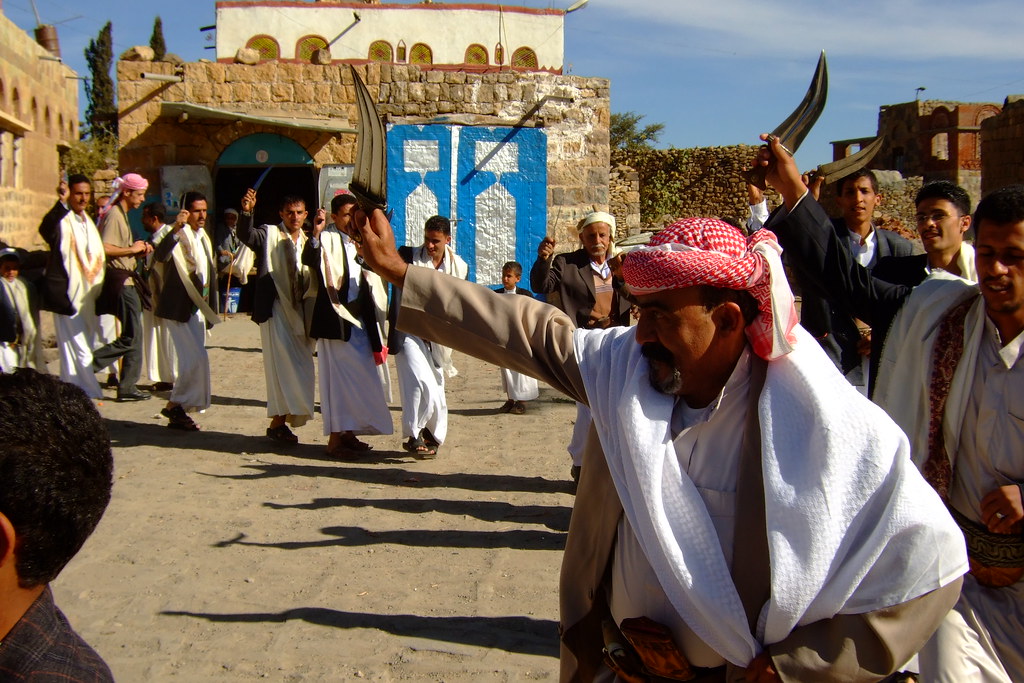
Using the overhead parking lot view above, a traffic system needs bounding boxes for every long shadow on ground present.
[264,497,571,531]
[206,462,575,495]
[213,526,567,552]
[161,608,559,658]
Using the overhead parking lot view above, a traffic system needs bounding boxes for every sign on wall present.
[387,124,547,285]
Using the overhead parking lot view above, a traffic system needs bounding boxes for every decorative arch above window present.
[245,35,280,61]
[409,43,433,65]
[296,35,328,61]
[511,47,538,69]
[368,40,393,62]
[465,44,488,65]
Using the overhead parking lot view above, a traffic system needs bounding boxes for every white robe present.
[164,226,215,412]
[395,334,447,443]
[576,323,967,667]
[144,224,178,384]
[314,230,392,436]
[875,273,1024,682]
[53,209,105,397]
[497,289,539,401]
[259,224,315,426]
[0,276,46,372]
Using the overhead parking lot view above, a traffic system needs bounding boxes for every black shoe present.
[105,374,119,388]
[117,388,151,402]
[153,382,174,392]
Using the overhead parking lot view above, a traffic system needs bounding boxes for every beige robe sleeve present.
[767,578,962,682]
[398,266,587,404]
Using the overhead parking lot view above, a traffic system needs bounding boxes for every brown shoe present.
[509,401,526,415]
[498,399,515,413]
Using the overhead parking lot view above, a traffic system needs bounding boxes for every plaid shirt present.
[0,586,113,682]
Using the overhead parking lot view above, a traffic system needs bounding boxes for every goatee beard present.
[641,343,682,395]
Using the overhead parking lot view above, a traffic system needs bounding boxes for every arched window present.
[31,98,38,129]
[464,44,488,65]
[0,79,5,109]
[11,87,20,119]
[296,35,328,61]
[44,105,52,137]
[409,43,432,65]
[368,40,393,62]
[931,132,949,161]
[511,47,538,69]
[396,40,407,62]
[245,35,280,61]
[58,112,64,139]
[494,43,504,65]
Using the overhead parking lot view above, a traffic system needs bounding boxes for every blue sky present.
[7,0,1024,170]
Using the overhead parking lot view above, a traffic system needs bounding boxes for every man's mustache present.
[641,343,674,365]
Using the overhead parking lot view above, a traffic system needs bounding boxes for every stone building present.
[0,8,79,249]
[980,95,1024,194]
[118,2,609,286]
[831,99,1001,207]
[216,0,566,72]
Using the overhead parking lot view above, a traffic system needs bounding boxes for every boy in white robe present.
[0,249,45,372]
[141,202,178,391]
[493,261,539,414]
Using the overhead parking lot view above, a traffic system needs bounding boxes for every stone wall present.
[609,164,640,236]
[0,14,79,248]
[623,144,923,246]
[118,60,609,249]
[627,144,780,228]
[981,95,1024,195]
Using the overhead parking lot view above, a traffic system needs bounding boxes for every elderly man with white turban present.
[354,204,967,682]
[531,211,633,481]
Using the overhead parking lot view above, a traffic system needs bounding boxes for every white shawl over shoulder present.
[574,324,967,666]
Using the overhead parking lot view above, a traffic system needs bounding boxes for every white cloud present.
[593,0,1024,61]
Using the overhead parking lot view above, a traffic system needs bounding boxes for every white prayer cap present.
[577,211,616,239]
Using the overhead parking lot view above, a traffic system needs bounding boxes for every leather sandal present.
[266,424,298,443]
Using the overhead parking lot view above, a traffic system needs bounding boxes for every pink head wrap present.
[622,217,798,360]
[102,173,150,220]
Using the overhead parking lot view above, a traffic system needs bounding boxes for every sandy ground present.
[50,315,579,681]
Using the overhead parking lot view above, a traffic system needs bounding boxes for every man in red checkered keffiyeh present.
[622,217,799,361]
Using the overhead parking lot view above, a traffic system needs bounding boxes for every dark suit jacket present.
[767,198,914,396]
[236,212,292,325]
[871,253,931,288]
[151,228,219,324]
[37,201,76,315]
[302,235,379,348]
[530,248,631,328]
[492,285,534,298]
[793,219,913,374]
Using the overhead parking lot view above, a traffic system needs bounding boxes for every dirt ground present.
[51,315,579,681]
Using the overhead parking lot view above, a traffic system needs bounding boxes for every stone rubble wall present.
[608,164,640,236]
[981,96,1024,195]
[117,60,610,250]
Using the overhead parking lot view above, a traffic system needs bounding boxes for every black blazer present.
[529,248,631,328]
[767,198,914,396]
[302,235,379,346]
[37,201,76,315]
[492,285,534,298]
[151,229,219,325]
[792,218,913,374]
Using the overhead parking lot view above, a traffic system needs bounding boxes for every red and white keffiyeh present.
[622,217,798,360]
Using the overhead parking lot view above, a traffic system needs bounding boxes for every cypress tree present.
[84,21,116,140]
[150,16,167,61]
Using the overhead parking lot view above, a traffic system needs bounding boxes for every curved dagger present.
[745,51,828,190]
[810,134,884,185]
[349,65,389,225]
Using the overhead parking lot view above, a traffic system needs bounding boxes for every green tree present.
[610,111,665,159]
[84,21,116,140]
[149,16,167,61]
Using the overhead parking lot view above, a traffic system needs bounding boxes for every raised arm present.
[236,188,267,251]
[756,135,911,329]
[530,237,561,294]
